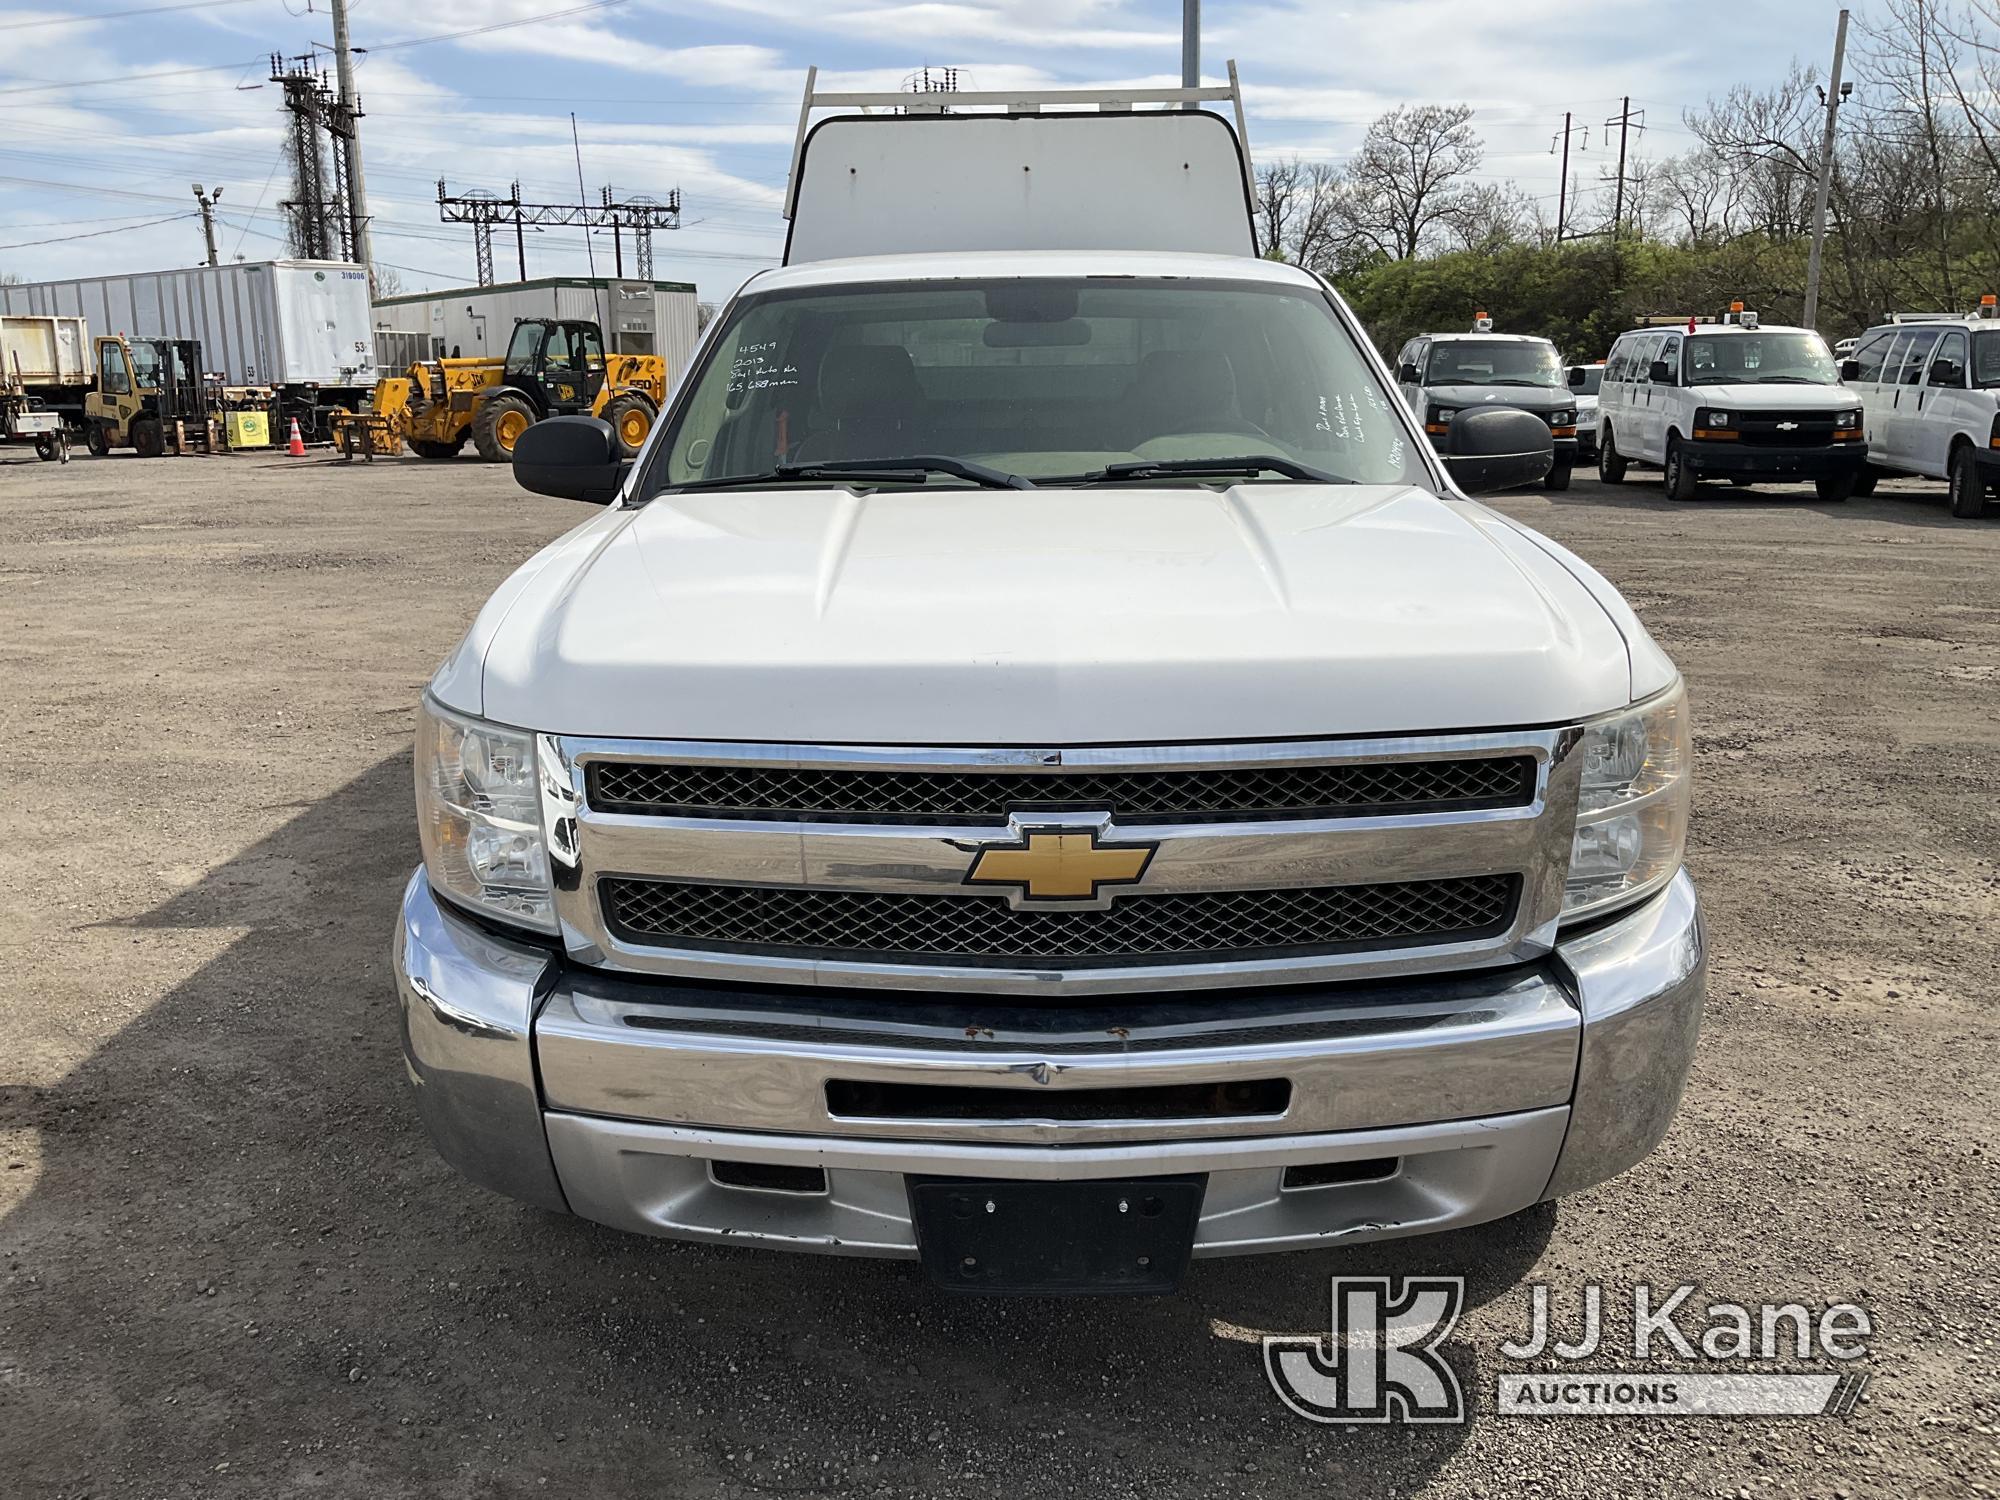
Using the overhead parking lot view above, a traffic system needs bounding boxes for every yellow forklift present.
[336,317,665,462]
[83,335,222,457]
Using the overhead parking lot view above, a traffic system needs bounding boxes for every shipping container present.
[0,260,375,393]
[371,275,703,385]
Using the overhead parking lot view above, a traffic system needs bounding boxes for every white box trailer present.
[0,260,375,438]
[371,275,703,383]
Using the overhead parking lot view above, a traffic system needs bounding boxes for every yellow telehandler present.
[337,317,666,462]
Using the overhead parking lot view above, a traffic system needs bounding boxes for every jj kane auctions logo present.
[1265,1279,1873,1423]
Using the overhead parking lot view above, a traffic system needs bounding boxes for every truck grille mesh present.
[597,874,1519,968]
[586,756,1536,825]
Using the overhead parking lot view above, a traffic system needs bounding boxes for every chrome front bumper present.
[394,868,1705,1258]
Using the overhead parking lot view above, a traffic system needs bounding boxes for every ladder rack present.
[783,62,1254,223]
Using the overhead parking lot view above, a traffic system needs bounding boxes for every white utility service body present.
[394,73,1706,1295]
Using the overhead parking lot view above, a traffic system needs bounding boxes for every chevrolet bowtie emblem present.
[965,828,1156,901]
[1776,421,1799,431]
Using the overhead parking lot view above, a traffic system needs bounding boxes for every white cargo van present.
[394,71,1704,1295]
[1840,300,2000,518]
[1596,310,1866,501]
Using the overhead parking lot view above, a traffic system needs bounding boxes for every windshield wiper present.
[1481,377,1556,387]
[1068,455,1350,486]
[1753,375,1821,384]
[666,455,1033,493]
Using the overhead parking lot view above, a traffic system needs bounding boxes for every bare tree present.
[1343,103,1487,259]
[1254,157,1365,273]
[1254,157,1302,259]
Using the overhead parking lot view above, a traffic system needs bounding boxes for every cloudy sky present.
[0,0,1853,302]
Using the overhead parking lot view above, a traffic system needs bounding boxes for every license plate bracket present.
[908,1174,1206,1296]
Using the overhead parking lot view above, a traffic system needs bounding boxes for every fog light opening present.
[1281,1157,1401,1191]
[708,1159,829,1195]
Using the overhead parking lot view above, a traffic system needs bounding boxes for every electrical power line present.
[355,0,628,54]
[0,209,197,250]
[0,0,262,32]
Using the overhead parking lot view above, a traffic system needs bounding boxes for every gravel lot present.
[1,446,1995,1499]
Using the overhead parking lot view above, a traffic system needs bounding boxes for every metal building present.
[371,276,702,381]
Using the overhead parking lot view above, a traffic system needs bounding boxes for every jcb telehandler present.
[337,317,666,462]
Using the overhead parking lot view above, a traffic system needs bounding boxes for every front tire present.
[1816,472,1854,503]
[33,434,58,462]
[84,422,110,458]
[601,392,655,460]
[1542,459,1572,492]
[1851,464,1879,497]
[1663,437,1700,501]
[471,394,536,463]
[411,437,464,461]
[131,417,165,459]
[1949,444,1990,518]
[1598,426,1627,484]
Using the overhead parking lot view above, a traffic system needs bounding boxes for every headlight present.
[1553,409,1576,426]
[1697,409,1733,429]
[1564,683,1691,921]
[1839,409,1860,427]
[416,695,556,933]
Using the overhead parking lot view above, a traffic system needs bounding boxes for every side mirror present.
[512,415,629,505]
[1441,407,1554,495]
[1566,367,1586,389]
[1397,362,1421,384]
[1930,358,1965,386]
[1648,359,1675,385]
[1840,358,1862,382]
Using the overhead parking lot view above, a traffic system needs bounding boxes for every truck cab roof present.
[743,249,1323,295]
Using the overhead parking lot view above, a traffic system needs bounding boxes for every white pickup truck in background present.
[395,71,1705,1296]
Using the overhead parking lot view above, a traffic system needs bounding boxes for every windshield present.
[1974,330,2000,388]
[1685,332,1836,385]
[649,277,1424,490]
[1423,339,1563,388]
[1571,366,1603,396]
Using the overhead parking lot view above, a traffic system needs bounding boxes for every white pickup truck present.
[396,74,1704,1295]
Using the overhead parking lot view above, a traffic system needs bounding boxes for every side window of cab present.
[1851,329,1895,385]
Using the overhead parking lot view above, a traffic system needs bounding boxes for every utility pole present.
[1555,112,1572,241]
[1605,97,1641,242]
[1182,0,1199,108]
[328,0,374,294]
[191,183,221,266]
[1804,8,1852,330]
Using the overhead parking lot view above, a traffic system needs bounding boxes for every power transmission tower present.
[437,181,682,286]
[1803,8,1852,330]
[270,54,355,261]
[1604,98,1644,241]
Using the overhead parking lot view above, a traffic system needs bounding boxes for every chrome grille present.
[597,874,1520,969]
[586,756,1536,825]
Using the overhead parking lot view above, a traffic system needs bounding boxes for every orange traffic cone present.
[286,416,306,457]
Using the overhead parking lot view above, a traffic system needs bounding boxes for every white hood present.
[458,484,1639,744]
[1682,381,1854,410]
